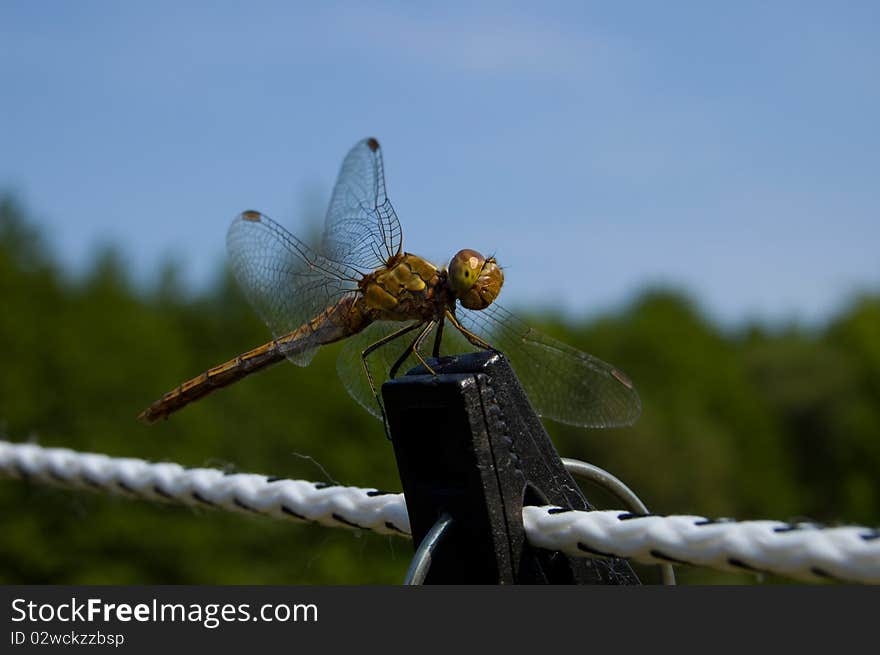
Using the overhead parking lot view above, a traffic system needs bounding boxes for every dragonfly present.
[138,138,641,428]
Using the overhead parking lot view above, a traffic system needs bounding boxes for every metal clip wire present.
[403,461,675,585]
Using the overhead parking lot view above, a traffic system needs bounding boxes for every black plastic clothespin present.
[383,350,640,585]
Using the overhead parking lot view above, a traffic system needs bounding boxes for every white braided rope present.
[523,506,880,584]
[2,441,878,583]
[0,441,410,536]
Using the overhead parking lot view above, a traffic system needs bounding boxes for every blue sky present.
[1,1,878,325]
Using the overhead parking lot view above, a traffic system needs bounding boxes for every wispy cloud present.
[335,8,617,78]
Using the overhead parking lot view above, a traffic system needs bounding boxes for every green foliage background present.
[1,196,877,584]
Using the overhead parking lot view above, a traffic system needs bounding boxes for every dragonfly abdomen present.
[137,340,288,424]
[138,295,370,424]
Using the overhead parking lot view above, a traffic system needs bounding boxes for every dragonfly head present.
[448,249,504,310]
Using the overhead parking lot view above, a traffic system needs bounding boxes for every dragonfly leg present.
[410,322,438,374]
[445,309,496,351]
[431,317,445,358]
[389,321,436,379]
[360,321,426,437]
[361,321,424,359]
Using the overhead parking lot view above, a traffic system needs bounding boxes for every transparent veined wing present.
[322,138,403,271]
[455,303,642,428]
[227,211,361,366]
[336,319,476,418]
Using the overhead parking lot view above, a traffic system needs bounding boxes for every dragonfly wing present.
[227,211,359,366]
[323,138,403,270]
[455,303,642,428]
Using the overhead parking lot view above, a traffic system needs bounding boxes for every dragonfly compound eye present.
[449,249,504,310]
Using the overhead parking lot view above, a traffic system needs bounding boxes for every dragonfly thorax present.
[359,253,450,321]
[448,249,504,310]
